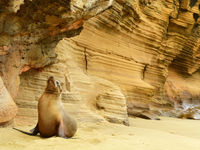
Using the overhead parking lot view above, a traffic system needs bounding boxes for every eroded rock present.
[2,0,200,126]
[0,77,17,125]
[15,39,129,125]
[0,0,114,125]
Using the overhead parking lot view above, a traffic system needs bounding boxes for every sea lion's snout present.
[48,76,54,81]
[46,76,62,93]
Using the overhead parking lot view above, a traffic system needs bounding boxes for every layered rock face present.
[0,0,114,125]
[1,0,200,126]
[16,40,129,125]
[49,0,200,119]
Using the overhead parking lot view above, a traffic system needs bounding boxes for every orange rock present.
[0,77,17,125]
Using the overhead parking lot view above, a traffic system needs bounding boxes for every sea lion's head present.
[45,76,62,94]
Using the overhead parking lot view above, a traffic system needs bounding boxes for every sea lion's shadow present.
[56,136,79,140]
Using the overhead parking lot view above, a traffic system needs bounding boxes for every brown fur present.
[37,76,77,138]
[14,76,77,138]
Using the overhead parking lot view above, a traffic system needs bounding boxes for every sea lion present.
[14,76,77,138]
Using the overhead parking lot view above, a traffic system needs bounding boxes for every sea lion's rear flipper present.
[29,123,39,135]
[13,123,39,136]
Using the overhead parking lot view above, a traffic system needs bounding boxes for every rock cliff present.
[1,0,200,126]
[0,0,114,125]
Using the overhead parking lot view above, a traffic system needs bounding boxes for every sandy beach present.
[0,117,200,150]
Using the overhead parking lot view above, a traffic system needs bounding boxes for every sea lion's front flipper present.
[58,121,66,138]
[30,123,39,135]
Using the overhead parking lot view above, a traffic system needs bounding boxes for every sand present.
[0,117,200,150]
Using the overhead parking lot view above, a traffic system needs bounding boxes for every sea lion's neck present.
[45,90,60,95]
[44,91,61,99]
